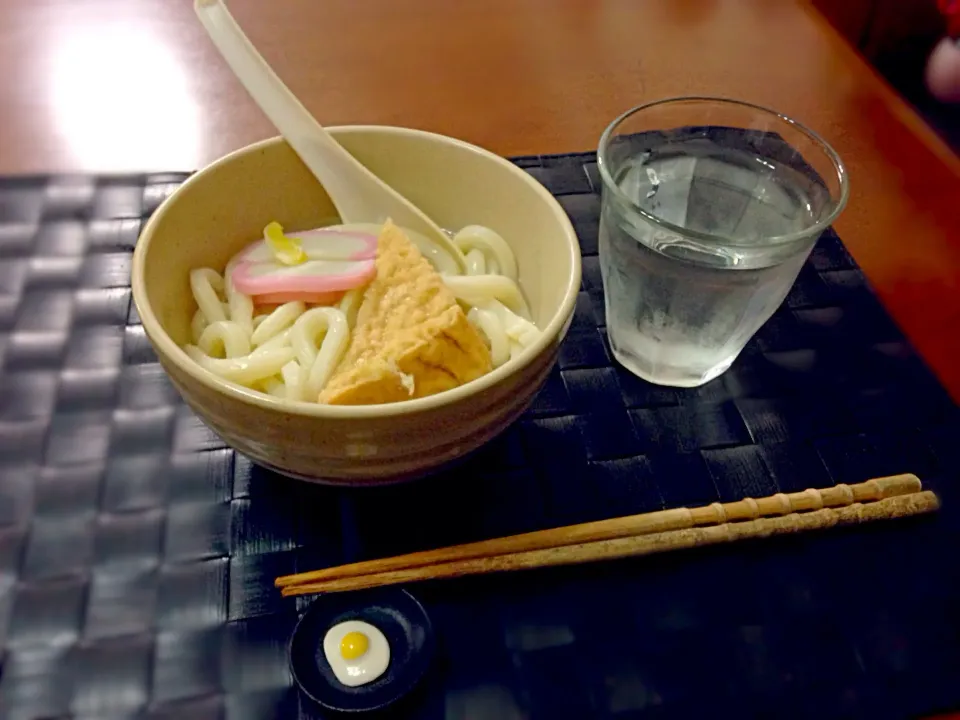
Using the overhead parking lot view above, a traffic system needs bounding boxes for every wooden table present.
[2,0,959,401]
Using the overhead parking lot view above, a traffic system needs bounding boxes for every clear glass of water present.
[597,97,849,387]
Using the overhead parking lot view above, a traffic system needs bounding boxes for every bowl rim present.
[132,125,582,419]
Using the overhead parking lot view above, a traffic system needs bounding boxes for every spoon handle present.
[194,0,466,273]
[194,0,366,216]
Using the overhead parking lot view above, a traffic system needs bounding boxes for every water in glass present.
[600,135,823,387]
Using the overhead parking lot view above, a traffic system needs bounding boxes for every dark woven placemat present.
[0,157,957,720]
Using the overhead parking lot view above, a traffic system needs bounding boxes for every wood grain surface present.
[282,491,941,595]
[1,0,958,399]
[277,474,924,594]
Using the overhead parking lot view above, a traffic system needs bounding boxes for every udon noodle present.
[184,222,540,403]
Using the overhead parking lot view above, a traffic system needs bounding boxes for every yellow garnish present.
[340,631,369,660]
[264,221,306,266]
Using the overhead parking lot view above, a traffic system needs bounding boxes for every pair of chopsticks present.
[276,474,938,596]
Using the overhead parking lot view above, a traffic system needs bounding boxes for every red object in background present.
[929,0,960,102]
[940,0,960,38]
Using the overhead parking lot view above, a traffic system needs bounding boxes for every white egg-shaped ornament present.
[322,620,391,687]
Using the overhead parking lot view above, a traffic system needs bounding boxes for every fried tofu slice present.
[318,221,492,405]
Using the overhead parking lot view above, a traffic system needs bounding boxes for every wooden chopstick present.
[281,490,939,596]
[276,473,923,592]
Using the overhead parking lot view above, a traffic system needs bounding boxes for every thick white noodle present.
[184,344,295,385]
[467,306,509,367]
[338,287,364,328]
[453,225,517,280]
[251,327,292,356]
[407,228,464,276]
[486,299,540,346]
[197,321,251,358]
[251,301,305,347]
[291,307,350,400]
[184,222,537,402]
[190,268,227,324]
[280,360,304,401]
[225,258,254,335]
[465,248,486,276]
[191,309,208,344]
[262,377,287,397]
[441,274,532,320]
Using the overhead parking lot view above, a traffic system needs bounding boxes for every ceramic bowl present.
[132,126,581,483]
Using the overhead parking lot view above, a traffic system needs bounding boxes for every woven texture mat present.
[0,156,958,719]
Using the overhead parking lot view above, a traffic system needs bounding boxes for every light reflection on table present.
[48,20,200,172]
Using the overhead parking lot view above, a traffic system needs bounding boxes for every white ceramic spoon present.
[194,0,466,274]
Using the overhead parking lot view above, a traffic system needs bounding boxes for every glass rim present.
[596,96,850,249]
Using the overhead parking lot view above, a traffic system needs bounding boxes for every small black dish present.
[289,588,434,713]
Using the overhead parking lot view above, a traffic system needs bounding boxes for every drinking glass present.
[597,97,849,387]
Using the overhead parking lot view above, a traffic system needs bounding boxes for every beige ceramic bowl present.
[132,126,581,483]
